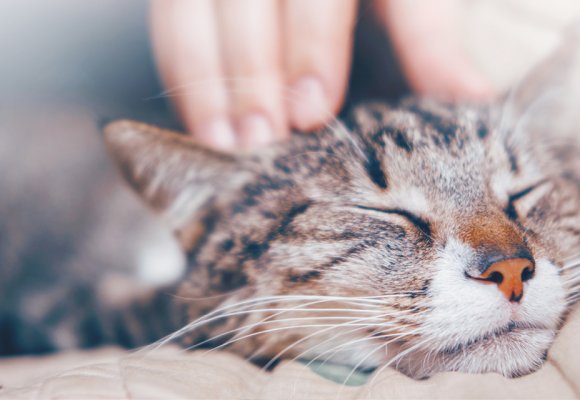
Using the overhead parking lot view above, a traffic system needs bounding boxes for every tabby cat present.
[2,31,580,380]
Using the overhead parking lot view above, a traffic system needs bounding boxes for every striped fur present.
[2,31,580,379]
[104,86,579,377]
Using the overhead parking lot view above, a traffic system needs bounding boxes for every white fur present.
[409,238,566,377]
[136,227,185,286]
[424,239,511,348]
[389,186,430,216]
[166,186,212,228]
[517,258,566,328]
[490,169,513,205]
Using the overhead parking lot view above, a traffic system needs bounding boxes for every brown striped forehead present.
[206,99,517,228]
[179,97,563,286]
[343,102,498,206]
[350,99,492,149]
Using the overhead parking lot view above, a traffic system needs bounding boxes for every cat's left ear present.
[104,120,251,230]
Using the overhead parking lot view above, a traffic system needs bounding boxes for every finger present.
[283,0,358,131]
[150,0,236,150]
[216,0,287,148]
[376,0,494,101]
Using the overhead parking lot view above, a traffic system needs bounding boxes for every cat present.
[101,29,580,379]
[2,28,580,380]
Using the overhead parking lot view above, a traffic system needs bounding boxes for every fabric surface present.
[0,305,579,399]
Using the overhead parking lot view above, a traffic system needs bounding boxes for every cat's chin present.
[391,327,555,379]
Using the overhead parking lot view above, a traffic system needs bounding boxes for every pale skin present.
[151,0,493,151]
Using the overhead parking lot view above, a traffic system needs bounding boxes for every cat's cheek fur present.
[518,259,566,328]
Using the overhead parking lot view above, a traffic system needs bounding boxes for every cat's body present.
[2,31,580,379]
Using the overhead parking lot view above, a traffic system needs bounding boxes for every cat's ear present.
[104,120,249,229]
[501,23,580,136]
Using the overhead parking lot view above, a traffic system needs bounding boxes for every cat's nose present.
[470,258,535,302]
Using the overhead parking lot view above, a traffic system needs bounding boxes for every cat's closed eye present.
[354,205,432,240]
[504,180,550,221]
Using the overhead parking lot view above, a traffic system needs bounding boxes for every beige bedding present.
[0,305,578,399]
[1,1,579,399]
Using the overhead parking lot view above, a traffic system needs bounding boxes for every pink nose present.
[471,258,535,302]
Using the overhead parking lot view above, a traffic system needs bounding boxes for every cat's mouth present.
[391,321,555,379]
[439,321,550,356]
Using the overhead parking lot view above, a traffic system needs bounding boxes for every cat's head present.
[104,33,580,378]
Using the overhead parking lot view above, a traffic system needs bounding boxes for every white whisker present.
[294,310,428,370]
[363,337,431,393]
[259,309,423,370]
[300,324,416,375]
[334,331,426,399]
[188,313,386,351]
[289,327,409,393]
[136,293,414,354]
[205,322,396,355]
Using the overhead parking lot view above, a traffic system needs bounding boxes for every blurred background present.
[0,1,159,118]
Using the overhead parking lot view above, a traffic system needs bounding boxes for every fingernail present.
[289,76,329,131]
[238,114,274,148]
[199,118,237,150]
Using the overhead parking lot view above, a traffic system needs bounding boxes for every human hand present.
[376,0,493,102]
[151,0,493,151]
